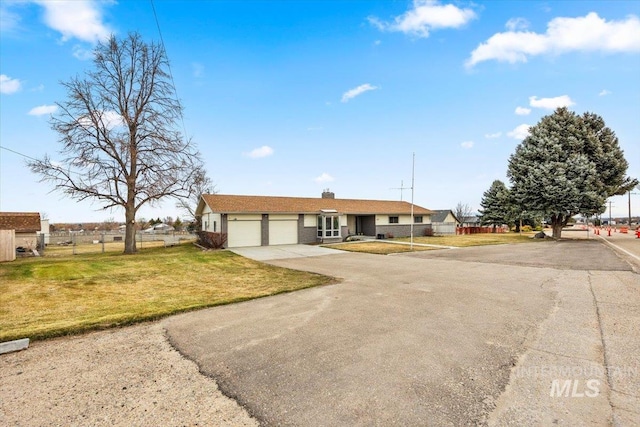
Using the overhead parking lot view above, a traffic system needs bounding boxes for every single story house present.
[196,191,433,248]
[0,212,42,250]
[431,210,460,235]
[143,223,175,233]
[460,215,481,227]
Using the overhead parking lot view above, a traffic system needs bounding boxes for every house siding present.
[375,224,432,238]
[261,214,269,246]
[298,215,317,244]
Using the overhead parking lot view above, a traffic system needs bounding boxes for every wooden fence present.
[0,230,16,262]
[456,226,508,235]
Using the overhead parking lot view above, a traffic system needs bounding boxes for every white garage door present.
[227,220,262,248]
[269,220,298,245]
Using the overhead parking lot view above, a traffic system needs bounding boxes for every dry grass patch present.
[324,241,440,255]
[0,244,334,342]
[395,232,537,247]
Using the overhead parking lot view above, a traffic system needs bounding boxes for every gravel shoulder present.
[0,322,257,427]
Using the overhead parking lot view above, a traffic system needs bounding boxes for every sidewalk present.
[596,228,640,269]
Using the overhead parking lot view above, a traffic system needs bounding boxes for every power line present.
[0,145,41,163]
[149,0,190,142]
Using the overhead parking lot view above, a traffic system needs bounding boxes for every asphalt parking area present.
[165,240,639,426]
[398,239,633,271]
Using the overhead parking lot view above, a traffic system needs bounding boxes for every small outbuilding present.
[196,191,433,248]
[0,212,42,260]
[430,210,460,235]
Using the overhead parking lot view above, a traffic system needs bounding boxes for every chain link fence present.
[42,231,195,256]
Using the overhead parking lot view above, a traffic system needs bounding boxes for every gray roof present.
[431,210,459,223]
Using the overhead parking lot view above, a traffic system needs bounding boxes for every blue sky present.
[1,0,639,223]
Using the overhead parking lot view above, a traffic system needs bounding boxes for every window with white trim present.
[414,216,423,223]
[318,215,341,237]
[389,216,399,224]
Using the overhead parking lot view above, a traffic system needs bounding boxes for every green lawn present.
[0,244,334,342]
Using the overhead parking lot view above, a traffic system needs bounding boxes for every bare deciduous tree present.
[29,33,203,254]
[454,202,474,225]
[176,169,215,231]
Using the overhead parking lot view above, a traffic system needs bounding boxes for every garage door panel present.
[269,220,298,245]
[228,221,261,248]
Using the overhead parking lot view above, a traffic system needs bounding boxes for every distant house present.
[196,191,434,248]
[143,223,175,233]
[431,210,460,235]
[0,212,42,251]
[460,215,481,227]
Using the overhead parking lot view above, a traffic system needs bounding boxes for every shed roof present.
[199,194,432,215]
[0,212,41,233]
[431,209,460,223]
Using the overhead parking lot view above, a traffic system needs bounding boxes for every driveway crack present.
[588,272,615,420]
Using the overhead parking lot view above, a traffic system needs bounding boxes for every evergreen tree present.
[478,180,510,231]
[507,107,636,239]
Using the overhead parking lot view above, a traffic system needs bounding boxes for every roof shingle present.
[0,212,41,233]
[200,194,432,215]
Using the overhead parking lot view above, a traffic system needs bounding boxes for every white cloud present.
[505,17,530,31]
[508,124,531,140]
[314,172,334,183]
[341,83,378,103]
[374,40,381,46]
[515,106,531,115]
[78,110,124,130]
[244,145,274,159]
[484,132,502,139]
[0,74,21,94]
[529,95,575,109]
[28,104,58,116]
[307,126,323,131]
[72,44,95,61]
[466,12,640,67]
[35,0,111,44]
[599,89,612,96]
[461,141,474,149]
[368,0,476,38]
[0,3,21,33]
[192,62,204,78]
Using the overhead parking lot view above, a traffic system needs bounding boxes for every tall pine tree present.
[478,180,511,232]
[507,107,636,239]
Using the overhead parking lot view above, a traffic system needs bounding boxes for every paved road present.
[165,240,639,426]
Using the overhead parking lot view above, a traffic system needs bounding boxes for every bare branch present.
[28,32,204,254]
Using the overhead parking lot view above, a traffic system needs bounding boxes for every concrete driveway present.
[229,244,345,261]
[165,240,639,426]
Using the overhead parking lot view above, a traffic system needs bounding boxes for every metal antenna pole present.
[390,180,410,201]
[410,153,415,250]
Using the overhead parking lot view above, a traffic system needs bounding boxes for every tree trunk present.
[124,205,137,254]
[492,224,496,233]
[551,215,564,239]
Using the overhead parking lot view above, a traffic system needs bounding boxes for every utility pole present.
[629,191,638,227]
[608,200,614,226]
[410,153,415,250]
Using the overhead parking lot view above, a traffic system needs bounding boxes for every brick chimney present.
[321,189,335,199]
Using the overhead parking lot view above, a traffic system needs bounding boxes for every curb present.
[0,338,30,355]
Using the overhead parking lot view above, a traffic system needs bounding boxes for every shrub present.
[197,231,228,249]
[521,225,533,232]
[424,227,434,237]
